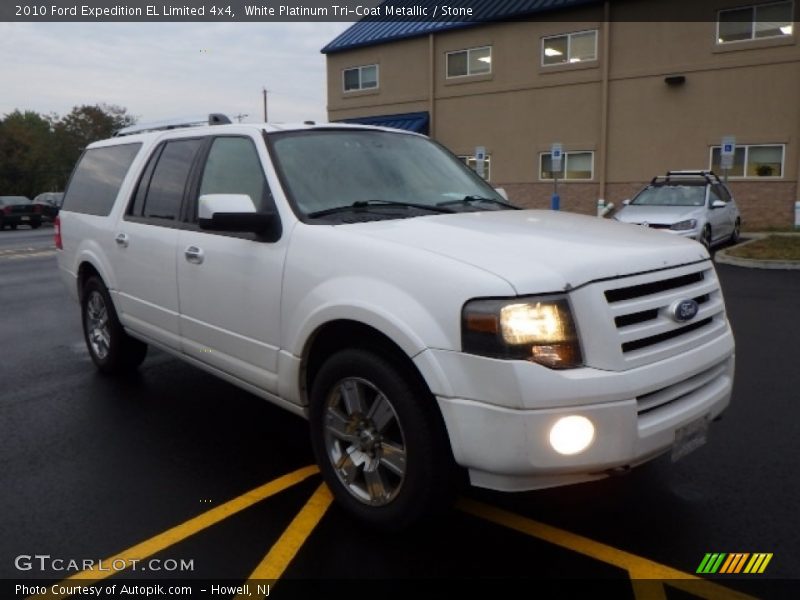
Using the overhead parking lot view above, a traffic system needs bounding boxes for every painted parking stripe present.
[234,483,334,600]
[27,465,319,600]
[457,498,758,600]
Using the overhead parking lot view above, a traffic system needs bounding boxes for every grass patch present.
[728,235,800,261]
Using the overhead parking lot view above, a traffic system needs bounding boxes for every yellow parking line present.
[28,465,319,600]
[457,498,758,600]
[235,483,334,600]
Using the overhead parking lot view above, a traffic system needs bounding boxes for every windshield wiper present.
[308,199,455,219]
[436,195,520,209]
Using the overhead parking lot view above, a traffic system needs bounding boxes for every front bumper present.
[417,330,734,492]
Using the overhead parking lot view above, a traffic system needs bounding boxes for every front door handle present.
[115,233,129,248]
[184,245,204,264]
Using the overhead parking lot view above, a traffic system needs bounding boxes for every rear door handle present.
[115,233,129,248]
[184,245,204,264]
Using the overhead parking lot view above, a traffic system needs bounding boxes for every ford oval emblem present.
[671,299,699,323]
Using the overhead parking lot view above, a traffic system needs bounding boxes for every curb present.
[714,233,800,270]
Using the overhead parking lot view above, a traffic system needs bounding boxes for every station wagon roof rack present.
[114,113,232,137]
[650,170,723,185]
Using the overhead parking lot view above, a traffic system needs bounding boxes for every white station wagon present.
[56,116,735,528]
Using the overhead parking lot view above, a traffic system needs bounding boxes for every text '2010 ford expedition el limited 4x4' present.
[56,116,734,529]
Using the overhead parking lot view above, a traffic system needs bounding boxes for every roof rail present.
[115,113,232,137]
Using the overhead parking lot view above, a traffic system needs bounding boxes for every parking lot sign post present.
[551,143,563,210]
[720,136,736,184]
[475,146,486,180]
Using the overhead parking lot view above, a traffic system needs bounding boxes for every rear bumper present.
[1,215,42,226]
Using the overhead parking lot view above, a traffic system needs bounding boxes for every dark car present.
[0,196,43,230]
[32,192,64,222]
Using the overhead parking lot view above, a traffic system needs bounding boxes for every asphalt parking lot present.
[1,227,798,599]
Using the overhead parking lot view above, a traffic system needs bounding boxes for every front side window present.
[343,64,379,92]
[540,151,594,180]
[717,1,794,43]
[198,137,270,212]
[710,144,784,177]
[542,30,597,66]
[62,143,142,216]
[446,46,492,78]
[269,130,508,219]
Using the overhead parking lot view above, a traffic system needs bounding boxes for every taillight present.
[2,206,11,215]
[54,216,63,249]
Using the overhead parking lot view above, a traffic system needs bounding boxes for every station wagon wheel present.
[729,218,741,245]
[701,225,712,250]
[81,276,148,374]
[310,348,456,530]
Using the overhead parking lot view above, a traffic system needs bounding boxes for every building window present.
[710,144,785,177]
[540,151,594,180]
[717,1,794,43]
[542,30,598,66]
[343,64,379,92]
[446,46,492,78]
[459,155,491,180]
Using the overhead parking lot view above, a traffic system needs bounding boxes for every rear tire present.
[81,276,147,374]
[309,348,456,530]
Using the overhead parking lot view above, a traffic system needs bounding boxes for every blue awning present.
[339,111,430,134]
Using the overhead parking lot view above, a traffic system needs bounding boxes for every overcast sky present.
[0,21,352,125]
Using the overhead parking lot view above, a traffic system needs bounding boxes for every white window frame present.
[342,64,379,93]
[446,46,493,79]
[539,151,595,180]
[716,1,795,44]
[708,143,785,178]
[459,154,492,181]
[541,29,598,67]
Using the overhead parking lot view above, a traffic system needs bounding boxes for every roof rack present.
[114,113,232,137]
[650,170,722,185]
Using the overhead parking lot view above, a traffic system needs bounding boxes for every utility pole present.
[262,87,268,122]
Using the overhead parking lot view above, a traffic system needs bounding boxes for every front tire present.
[729,218,741,245]
[309,348,455,530]
[701,225,712,250]
[81,276,147,374]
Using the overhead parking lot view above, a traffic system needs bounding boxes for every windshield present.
[269,129,510,219]
[631,184,706,207]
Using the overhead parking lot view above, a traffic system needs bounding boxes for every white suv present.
[56,116,735,528]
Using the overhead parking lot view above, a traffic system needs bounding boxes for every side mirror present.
[711,200,726,209]
[495,187,509,201]
[198,194,273,233]
[622,199,631,206]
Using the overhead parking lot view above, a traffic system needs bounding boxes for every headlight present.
[462,295,583,369]
[670,219,697,231]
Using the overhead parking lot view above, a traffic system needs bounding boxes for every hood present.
[615,204,702,226]
[344,210,709,293]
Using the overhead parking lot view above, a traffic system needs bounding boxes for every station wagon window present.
[540,151,594,180]
[717,1,793,43]
[446,46,492,78]
[459,154,491,180]
[131,138,202,221]
[343,64,378,92]
[710,144,784,177]
[542,30,597,66]
[62,143,141,216]
[198,137,270,211]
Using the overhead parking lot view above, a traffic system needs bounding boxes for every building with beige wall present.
[322,0,800,229]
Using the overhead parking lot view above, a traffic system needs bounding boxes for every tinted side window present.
[198,137,270,212]
[712,184,731,203]
[140,139,202,221]
[62,143,142,216]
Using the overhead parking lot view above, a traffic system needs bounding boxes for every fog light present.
[549,416,595,455]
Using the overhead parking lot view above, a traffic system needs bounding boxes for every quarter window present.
[717,1,794,43]
[710,144,784,177]
[343,64,379,92]
[446,46,492,78]
[62,143,142,216]
[540,151,594,180]
[542,30,597,66]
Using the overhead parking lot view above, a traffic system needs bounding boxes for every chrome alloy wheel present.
[323,377,408,506]
[85,290,111,360]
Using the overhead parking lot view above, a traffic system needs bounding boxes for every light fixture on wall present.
[664,75,686,86]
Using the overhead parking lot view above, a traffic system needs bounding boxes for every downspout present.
[429,33,436,139]
[598,0,611,215]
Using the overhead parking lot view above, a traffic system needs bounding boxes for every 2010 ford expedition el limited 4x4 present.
[56,116,734,529]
